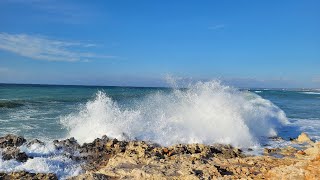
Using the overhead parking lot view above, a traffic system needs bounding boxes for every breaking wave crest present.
[61,81,289,147]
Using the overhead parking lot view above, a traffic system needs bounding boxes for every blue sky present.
[0,0,319,88]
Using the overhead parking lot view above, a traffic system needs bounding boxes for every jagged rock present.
[1,134,320,179]
[1,147,28,162]
[27,139,45,147]
[296,132,313,144]
[304,142,320,157]
[53,137,80,152]
[269,136,284,141]
[0,134,26,148]
[0,171,57,180]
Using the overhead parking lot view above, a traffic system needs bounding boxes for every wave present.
[0,101,24,108]
[61,80,289,147]
[300,92,320,95]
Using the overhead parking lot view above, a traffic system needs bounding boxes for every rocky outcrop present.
[0,132,319,179]
[0,134,29,162]
[70,132,320,180]
[0,171,57,180]
[27,139,45,147]
[296,132,314,144]
[0,134,26,148]
[1,147,28,162]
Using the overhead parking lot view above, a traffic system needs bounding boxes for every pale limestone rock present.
[296,132,314,144]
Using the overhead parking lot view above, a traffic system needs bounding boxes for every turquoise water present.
[0,84,166,140]
[1,82,320,178]
[0,83,320,143]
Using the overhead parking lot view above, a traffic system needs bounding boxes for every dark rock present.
[264,148,280,154]
[268,136,284,141]
[1,147,29,162]
[27,139,45,147]
[209,144,244,158]
[192,169,203,177]
[0,134,26,148]
[92,173,113,180]
[53,137,80,152]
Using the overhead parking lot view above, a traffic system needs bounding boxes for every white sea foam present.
[0,142,82,179]
[289,118,320,141]
[300,91,320,95]
[61,80,289,147]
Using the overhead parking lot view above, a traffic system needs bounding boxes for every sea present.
[0,81,319,179]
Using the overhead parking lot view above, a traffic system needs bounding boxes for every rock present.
[268,136,284,141]
[304,142,320,157]
[2,134,320,179]
[53,137,80,152]
[296,132,313,144]
[0,134,26,148]
[264,148,280,154]
[68,173,113,180]
[0,171,57,180]
[27,139,45,147]
[296,150,306,155]
[1,147,29,162]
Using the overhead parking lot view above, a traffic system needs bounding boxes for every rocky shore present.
[0,133,319,180]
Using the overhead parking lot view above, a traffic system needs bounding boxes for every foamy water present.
[61,81,289,147]
[300,91,320,95]
[2,82,320,179]
[0,142,82,179]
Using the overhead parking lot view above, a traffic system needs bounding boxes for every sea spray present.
[61,80,289,147]
[0,142,82,179]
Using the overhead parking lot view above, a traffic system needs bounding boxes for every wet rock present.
[3,134,320,179]
[264,148,280,155]
[53,137,80,152]
[0,171,57,180]
[0,134,26,148]
[1,147,29,162]
[268,136,284,141]
[27,139,45,147]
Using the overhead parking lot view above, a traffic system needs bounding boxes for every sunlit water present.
[1,82,320,178]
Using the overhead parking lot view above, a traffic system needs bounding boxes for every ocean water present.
[0,81,320,178]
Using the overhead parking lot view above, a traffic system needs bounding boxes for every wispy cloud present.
[208,24,225,30]
[0,32,116,62]
[1,0,97,24]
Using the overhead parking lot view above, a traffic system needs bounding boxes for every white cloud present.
[208,24,225,30]
[0,32,115,62]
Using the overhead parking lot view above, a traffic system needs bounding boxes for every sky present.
[0,0,319,88]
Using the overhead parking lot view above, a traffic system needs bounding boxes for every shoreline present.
[0,133,319,179]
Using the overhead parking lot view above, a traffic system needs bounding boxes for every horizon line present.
[0,82,318,90]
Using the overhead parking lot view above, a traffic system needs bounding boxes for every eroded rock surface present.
[1,147,28,162]
[0,134,26,148]
[70,133,320,180]
[0,171,58,180]
[0,132,319,179]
